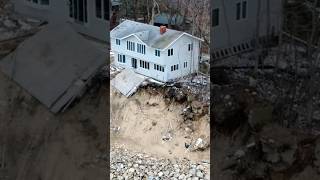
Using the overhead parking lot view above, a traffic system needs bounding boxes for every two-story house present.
[11,0,109,42]
[212,0,282,60]
[110,20,203,82]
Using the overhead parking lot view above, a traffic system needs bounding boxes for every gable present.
[111,20,203,50]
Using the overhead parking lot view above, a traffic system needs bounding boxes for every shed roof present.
[110,20,202,50]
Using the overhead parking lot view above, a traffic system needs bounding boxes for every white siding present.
[12,0,109,42]
[212,0,282,50]
[112,34,200,82]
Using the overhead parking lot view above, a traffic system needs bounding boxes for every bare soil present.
[110,86,210,162]
[0,71,108,180]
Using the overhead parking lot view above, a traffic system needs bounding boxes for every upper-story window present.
[26,0,49,5]
[212,8,219,27]
[116,39,120,45]
[127,41,135,51]
[69,0,88,23]
[236,1,247,20]
[96,0,109,20]
[188,44,193,51]
[168,48,173,56]
[155,49,160,57]
[137,44,146,54]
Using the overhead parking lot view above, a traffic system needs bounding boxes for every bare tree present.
[149,0,160,25]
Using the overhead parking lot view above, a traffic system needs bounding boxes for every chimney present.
[160,26,166,35]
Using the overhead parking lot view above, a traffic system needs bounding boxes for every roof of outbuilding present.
[110,20,202,50]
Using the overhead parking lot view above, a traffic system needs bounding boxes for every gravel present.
[110,145,210,180]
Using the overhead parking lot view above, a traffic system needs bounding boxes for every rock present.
[196,165,204,171]
[291,166,319,180]
[196,170,204,178]
[128,168,135,173]
[189,168,196,176]
[178,174,186,179]
[313,111,320,121]
[191,101,202,110]
[158,172,163,177]
[234,149,246,159]
[249,76,257,87]
[248,105,273,130]
[3,19,16,28]
[189,138,210,151]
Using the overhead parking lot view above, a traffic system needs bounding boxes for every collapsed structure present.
[0,23,106,113]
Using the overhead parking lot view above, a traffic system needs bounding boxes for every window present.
[155,50,160,57]
[212,8,219,27]
[184,62,188,68]
[127,41,135,51]
[140,60,150,69]
[116,39,120,45]
[188,44,193,51]
[95,0,102,18]
[242,1,247,18]
[168,48,173,56]
[154,64,164,72]
[69,0,88,23]
[118,54,126,63]
[171,64,179,71]
[236,1,247,20]
[103,0,109,20]
[137,44,146,54]
[236,3,241,20]
[95,0,109,20]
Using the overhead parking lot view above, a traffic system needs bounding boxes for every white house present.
[212,0,282,60]
[110,20,203,82]
[11,0,109,42]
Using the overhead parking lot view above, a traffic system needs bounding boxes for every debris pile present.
[0,1,42,41]
[213,67,320,179]
[110,145,210,180]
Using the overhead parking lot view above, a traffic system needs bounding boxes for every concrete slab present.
[0,22,106,113]
[111,68,148,97]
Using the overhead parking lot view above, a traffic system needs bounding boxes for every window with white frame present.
[168,48,173,56]
[184,62,188,68]
[26,0,49,5]
[155,49,160,57]
[236,1,247,20]
[154,64,164,72]
[95,0,109,20]
[188,44,193,51]
[140,60,150,69]
[118,54,126,63]
[137,44,146,54]
[170,64,179,71]
[116,39,120,45]
[127,41,135,51]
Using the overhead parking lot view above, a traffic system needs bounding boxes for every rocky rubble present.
[110,145,210,180]
[212,68,320,179]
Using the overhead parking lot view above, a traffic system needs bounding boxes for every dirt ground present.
[0,71,108,180]
[110,86,210,162]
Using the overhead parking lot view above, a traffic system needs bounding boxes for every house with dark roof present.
[110,20,203,82]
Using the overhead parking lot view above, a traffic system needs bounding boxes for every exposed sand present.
[110,87,210,162]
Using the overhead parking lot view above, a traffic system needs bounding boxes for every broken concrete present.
[0,23,106,113]
[110,68,148,97]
